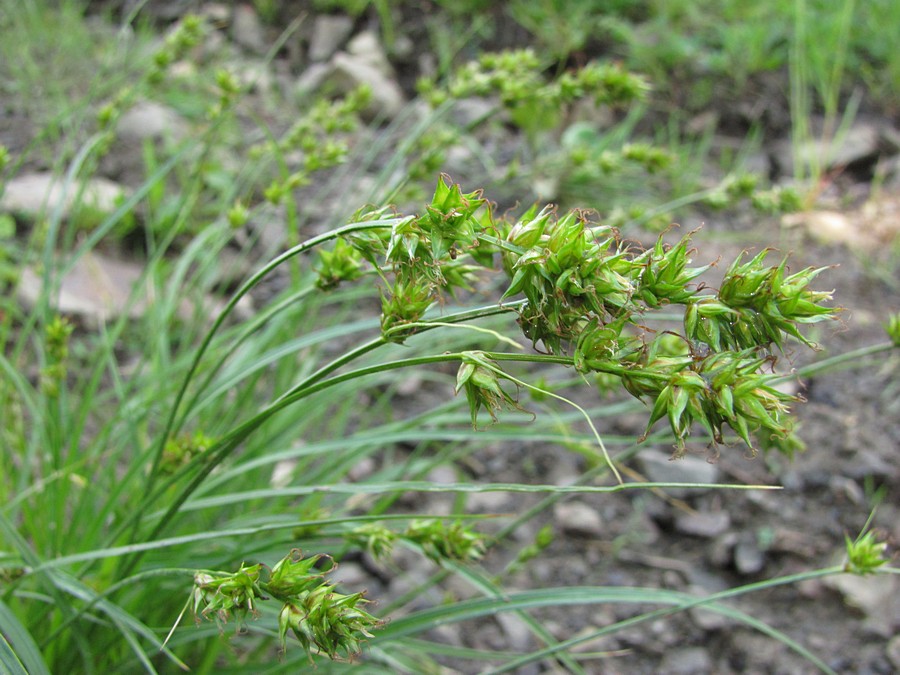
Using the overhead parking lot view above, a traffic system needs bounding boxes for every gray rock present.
[636,450,720,497]
[117,100,187,142]
[426,464,457,485]
[231,59,275,94]
[774,121,883,175]
[495,612,534,651]
[1,172,127,220]
[200,2,230,25]
[231,4,267,54]
[554,500,603,537]
[685,571,733,631]
[674,510,731,538]
[269,458,297,489]
[347,456,376,482]
[466,490,510,513]
[659,646,713,675]
[825,573,899,637]
[244,202,288,254]
[346,30,392,77]
[709,532,738,569]
[881,125,900,152]
[309,14,354,62]
[17,252,146,326]
[733,535,766,575]
[877,154,900,190]
[17,250,252,327]
[328,52,405,120]
[294,62,332,97]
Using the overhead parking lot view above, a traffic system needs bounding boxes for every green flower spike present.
[885,312,900,347]
[634,233,711,308]
[346,524,397,562]
[405,519,487,564]
[419,174,485,260]
[844,530,889,575]
[191,563,264,624]
[316,238,364,290]
[686,250,836,351]
[267,550,333,599]
[455,352,528,427]
[278,585,380,662]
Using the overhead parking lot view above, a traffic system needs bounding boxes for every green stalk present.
[142,218,409,495]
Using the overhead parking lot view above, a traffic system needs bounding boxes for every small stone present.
[346,30,392,77]
[685,572,733,631]
[782,210,856,246]
[690,605,732,631]
[245,202,288,254]
[774,121,882,175]
[270,458,297,488]
[347,456,376,482]
[825,573,899,637]
[309,14,354,62]
[674,511,731,538]
[826,122,882,167]
[426,465,456,485]
[117,100,187,142]
[531,175,559,201]
[200,3,231,25]
[709,532,738,569]
[733,535,766,575]
[232,3,267,54]
[659,646,713,675]
[636,450,720,497]
[554,501,603,537]
[294,62,332,97]
[2,172,127,220]
[495,612,533,651]
[17,252,145,325]
[328,52,405,120]
[465,490,509,512]
[16,249,246,327]
[231,59,275,94]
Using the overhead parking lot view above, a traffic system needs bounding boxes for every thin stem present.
[143,218,410,496]
[385,321,525,350]
[773,341,894,382]
[470,354,622,484]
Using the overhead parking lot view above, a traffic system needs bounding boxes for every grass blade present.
[0,600,50,675]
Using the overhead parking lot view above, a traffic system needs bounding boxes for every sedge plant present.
[0,162,891,670]
[3,8,899,674]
